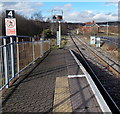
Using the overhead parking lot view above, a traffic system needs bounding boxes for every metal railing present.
[0,36,50,90]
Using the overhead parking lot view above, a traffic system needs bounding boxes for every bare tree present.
[31,11,43,22]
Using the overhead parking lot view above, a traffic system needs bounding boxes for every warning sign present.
[90,36,95,45]
[5,18,16,36]
[96,37,101,47]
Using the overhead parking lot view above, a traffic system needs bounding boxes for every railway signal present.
[52,9,63,48]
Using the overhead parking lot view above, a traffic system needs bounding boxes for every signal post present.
[52,10,63,48]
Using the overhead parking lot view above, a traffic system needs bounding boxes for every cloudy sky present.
[0,0,119,22]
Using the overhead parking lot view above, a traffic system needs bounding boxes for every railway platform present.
[2,48,111,113]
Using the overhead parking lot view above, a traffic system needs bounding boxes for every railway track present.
[75,35,120,77]
[69,33,120,113]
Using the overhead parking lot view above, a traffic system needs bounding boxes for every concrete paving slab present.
[69,77,102,112]
[2,48,105,113]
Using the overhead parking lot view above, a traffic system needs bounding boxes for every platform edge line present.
[69,49,111,113]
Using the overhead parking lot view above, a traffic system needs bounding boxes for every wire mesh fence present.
[0,36,50,90]
[7,43,12,81]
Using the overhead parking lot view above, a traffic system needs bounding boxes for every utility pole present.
[107,21,109,36]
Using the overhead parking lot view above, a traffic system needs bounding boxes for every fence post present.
[10,37,15,78]
[3,38,9,88]
[48,40,50,50]
[39,39,41,57]
[16,37,20,76]
[32,37,35,61]
[0,47,3,83]
[40,38,43,57]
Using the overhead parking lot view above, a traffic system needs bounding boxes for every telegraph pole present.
[107,21,109,36]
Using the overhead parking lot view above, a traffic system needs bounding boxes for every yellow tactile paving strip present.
[53,77,72,112]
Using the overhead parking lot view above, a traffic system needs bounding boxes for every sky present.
[0,0,119,23]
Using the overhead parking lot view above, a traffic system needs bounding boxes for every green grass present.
[96,32,118,37]
[50,35,68,49]
[60,36,68,48]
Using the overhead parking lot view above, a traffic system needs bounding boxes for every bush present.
[42,29,52,39]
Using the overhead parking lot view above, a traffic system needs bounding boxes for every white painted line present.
[69,49,111,113]
[68,75,85,78]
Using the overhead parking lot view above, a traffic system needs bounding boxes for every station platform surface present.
[2,49,104,113]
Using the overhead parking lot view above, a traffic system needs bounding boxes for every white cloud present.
[64,3,72,8]
[64,10,118,22]
[53,3,73,12]
[106,0,119,2]
[0,3,3,11]
[0,2,44,18]
[0,2,118,22]
[93,13,118,21]
[64,10,92,22]
[52,3,118,22]
[69,11,79,17]
[35,2,43,6]
[105,0,119,7]
[51,3,73,17]
[0,0,118,2]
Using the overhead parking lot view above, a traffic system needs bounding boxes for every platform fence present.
[0,36,50,90]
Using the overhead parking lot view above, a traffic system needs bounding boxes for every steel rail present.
[73,34,120,77]
[69,33,120,113]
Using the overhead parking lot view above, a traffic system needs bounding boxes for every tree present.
[31,11,43,22]
[42,29,52,39]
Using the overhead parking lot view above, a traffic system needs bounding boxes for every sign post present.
[5,10,16,84]
[57,31,59,46]
[52,10,63,48]
[5,10,16,36]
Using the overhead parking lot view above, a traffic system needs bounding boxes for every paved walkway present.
[2,49,102,113]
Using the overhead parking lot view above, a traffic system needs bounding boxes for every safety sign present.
[96,37,101,47]
[90,36,95,45]
[5,18,16,36]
